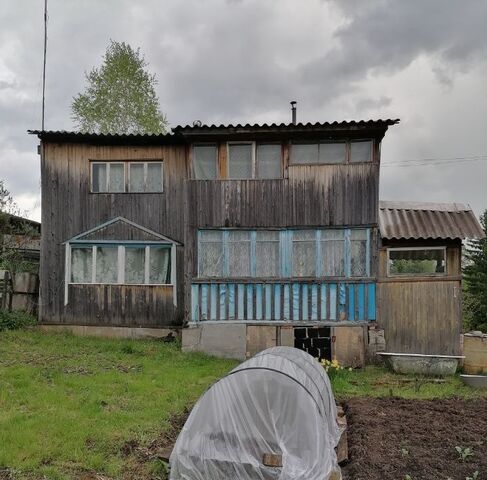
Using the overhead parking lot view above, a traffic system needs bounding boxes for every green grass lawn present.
[0,330,237,479]
[1,330,486,479]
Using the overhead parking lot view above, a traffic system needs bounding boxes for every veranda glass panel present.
[228,144,253,179]
[146,163,163,192]
[389,248,445,276]
[257,144,281,178]
[256,231,280,277]
[129,163,145,192]
[292,230,316,276]
[350,140,372,163]
[291,144,319,164]
[108,163,125,192]
[150,247,170,284]
[193,145,217,179]
[319,143,346,164]
[199,231,224,277]
[350,229,368,277]
[95,246,118,283]
[71,247,92,283]
[320,230,345,276]
[125,247,145,284]
[92,163,107,192]
[228,231,251,277]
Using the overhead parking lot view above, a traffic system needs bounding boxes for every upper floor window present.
[91,161,164,193]
[192,143,281,180]
[387,247,446,277]
[290,140,373,165]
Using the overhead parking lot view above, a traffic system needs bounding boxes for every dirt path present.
[342,397,487,480]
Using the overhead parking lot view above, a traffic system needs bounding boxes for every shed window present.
[69,244,171,285]
[228,143,253,179]
[256,231,280,277]
[350,229,368,276]
[291,142,346,164]
[91,162,125,193]
[320,230,345,277]
[198,231,224,278]
[350,140,373,163]
[292,230,316,277]
[228,230,251,277]
[128,162,164,192]
[388,248,446,276]
[193,144,217,179]
[256,144,281,179]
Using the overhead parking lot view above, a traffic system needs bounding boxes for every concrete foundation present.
[182,322,367,365]
[38,324,180,340]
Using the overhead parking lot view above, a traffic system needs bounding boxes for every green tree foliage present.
[71,40,168,135]
[463,210,487,332]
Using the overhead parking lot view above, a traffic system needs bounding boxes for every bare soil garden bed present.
[342,397,487,480]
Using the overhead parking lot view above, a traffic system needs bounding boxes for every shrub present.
[0,310,36,331]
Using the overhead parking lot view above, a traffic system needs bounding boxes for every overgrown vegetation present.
[0,310,36,331]
[71,40,168,135]
[463,209,487,333]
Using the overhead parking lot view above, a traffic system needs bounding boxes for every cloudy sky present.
[1,0,486,221]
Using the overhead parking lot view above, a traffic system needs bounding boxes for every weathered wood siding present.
[377,240,462,355]
[40,143,187,327]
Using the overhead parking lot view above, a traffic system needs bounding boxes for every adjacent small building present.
[29,120,485,362]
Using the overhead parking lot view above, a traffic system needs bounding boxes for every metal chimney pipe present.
[290,101,297,124]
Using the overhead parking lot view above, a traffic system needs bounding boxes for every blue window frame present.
[197,228,371,279]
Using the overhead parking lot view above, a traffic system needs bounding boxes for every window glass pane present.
[108,164,125,192]
[228,231,251,277]
[228,144,253,179]
[389,249,445,276]
[125,247,145,284]
[199,231,223,277]
[321,230,345,276]
[95,247,118,283]
[319,143,346,164]
[92,163,107,192]
[256,231,280,277]
[129,164,145,192]
[147,163,163,192]
[351,141,372,163]
[71,247,92,283]
[257,144,281,178]
[193,145,217,179]
[350,229,368,277]
[291,144,318,164]
[150,247,170,284]
[292,230,316,276]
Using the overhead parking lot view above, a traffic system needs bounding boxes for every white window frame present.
[387,246,447,277]
[128,161,164,193]
[91,161,126,193]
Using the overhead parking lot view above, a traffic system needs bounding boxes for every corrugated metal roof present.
[173,119,400,132]
[379,200,485,240]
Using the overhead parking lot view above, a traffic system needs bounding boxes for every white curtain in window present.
[147,163,163,192]
[291,144,318,164]
[350,229,367,276]
[350,141,372,163]
[193,145,217,179]
[71,247,92,282]
[257,144,281,179]
[150,247,170,283]
[125,247,145,284]
[321,230,345,276]
[292,230,316,277]
[199,231,224,277]
[228,231,251,277]
[109,164,125,192]
[256,231,280,277]
[319,143,346,164]
[92,164,107,192]
[228,144,252,178]
[129,164,145,192]
[96,247,118,283]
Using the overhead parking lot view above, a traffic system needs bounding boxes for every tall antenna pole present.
[41,0,48,131]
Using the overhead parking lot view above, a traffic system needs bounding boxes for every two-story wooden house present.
[30,119,484,362]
